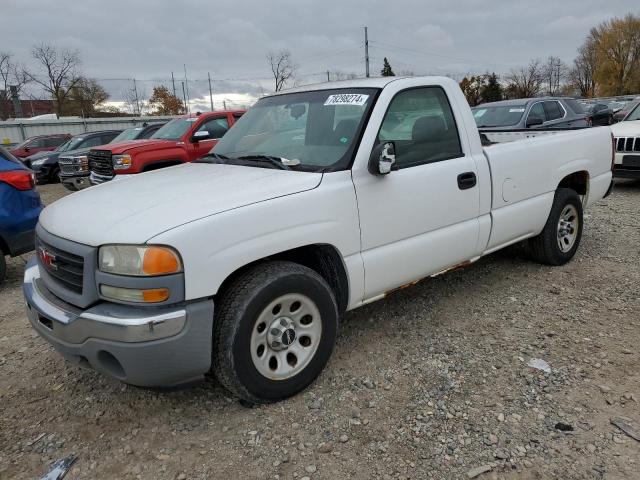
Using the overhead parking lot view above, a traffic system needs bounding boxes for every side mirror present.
[192,130,210,142]
[368,142,396,175]
[526,117,543,128]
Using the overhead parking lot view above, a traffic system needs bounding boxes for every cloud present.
[2,0,637,102]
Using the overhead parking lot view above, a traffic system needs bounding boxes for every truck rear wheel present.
[212,261,338,403]
[527,188,583,266]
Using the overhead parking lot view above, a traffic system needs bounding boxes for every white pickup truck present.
[24,77,614,403]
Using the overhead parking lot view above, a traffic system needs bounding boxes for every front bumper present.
[23,259,214,387]
[60,174,91,191]
[613,167,640,179]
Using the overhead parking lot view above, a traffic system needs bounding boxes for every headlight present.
[113,154,132,170]
[98,245,182,276]
[73,155,89,172]
[31,158,48,166]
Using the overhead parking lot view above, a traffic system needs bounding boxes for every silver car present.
[472,97,590,130]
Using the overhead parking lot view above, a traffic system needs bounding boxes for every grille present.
[89,150,114,177]
[615,137,640,153]
[37,237,84,294]
[58,157,78,175]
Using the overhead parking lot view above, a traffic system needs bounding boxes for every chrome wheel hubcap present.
[557,204,579,253]
[250,293,322,380]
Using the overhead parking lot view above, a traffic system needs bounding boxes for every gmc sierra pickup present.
[24,77,614,404]
[88,111,244,185]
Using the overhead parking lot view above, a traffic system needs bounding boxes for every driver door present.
[352,86,481,299]
[192,116,230,158]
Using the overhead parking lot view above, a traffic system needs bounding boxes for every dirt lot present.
[1,181,639,480]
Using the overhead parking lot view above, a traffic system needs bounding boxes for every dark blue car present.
[0,146,43,283]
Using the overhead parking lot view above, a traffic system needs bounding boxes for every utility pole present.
[171,72,176,97]
[208,72,214,111]
[327,70,330,82]
[364,26,370,78]
[181,81,187,114]
[183,64,190,113]
[133,78,141,115]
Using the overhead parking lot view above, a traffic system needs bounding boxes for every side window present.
[528,103,545,123]
[198,117,229,139]
[140,126,160,139]
[79,136,105,149]
[543,101,564,121]
[29,138,47,148]
[101,133,119,144]
[378,87,463,169]
[45,137,66,147]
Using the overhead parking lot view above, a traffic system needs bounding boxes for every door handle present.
[457,172,477,190]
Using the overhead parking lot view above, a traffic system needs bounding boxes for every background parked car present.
[24,130,120,185]
[89,111,243,185]
[586,103,614,126]
[9,134,71,158]
[611,100,640,179]
[57,130,122,191]
[0,146,42,283]
[613,97,640,123]
[108,122,167,143]
[472,97,589,130]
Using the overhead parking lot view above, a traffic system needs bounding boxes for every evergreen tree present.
[381,58,395,77]
[479,73,503,103]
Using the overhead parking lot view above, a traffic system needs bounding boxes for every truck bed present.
[480,127,613,253]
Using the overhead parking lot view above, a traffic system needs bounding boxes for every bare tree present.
[542,56,568,96]
[0,51,30,119]
[505,59,544,98]
[267,50,295,92]
[568,39,599,97]
[26,43,82,116]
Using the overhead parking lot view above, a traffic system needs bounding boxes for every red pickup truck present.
[89,111,244,184]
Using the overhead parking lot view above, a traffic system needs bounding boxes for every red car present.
[9,134,71,158]
[89,111,244,185]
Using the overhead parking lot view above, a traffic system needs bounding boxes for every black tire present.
[49,166,60,184]
[0,254,6,284]
[527,188,583,266]
[213,261,338,404]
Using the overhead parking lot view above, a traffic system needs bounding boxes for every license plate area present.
[622,156,640,168]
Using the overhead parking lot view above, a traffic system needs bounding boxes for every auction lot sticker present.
[324,94,369,106]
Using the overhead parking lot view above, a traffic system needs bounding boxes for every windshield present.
[473,105,526,127]
[623,101,640,121]
[112,127,144,143]
[213,88,378,171]
[151,118,197,140]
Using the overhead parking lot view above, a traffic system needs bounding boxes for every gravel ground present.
[1,181,639,480]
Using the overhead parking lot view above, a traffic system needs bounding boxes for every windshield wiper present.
[236,155,293,170]
[195,152,231,164]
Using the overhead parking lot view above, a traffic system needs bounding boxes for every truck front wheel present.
[527,188,584,266]
[213,261,338,403]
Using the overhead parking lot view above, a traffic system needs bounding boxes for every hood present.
[39,163,322,246]
[58,146,97,158]
[26,150,57,161]
[611,120,640,137]
[100,139,174,154]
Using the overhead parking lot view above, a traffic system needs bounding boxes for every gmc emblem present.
[38,247,58,270]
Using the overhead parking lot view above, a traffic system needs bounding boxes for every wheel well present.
[142,160,182,172]
[217,244,350,314]
[558,171,589,196]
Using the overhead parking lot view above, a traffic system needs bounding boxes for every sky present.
[2,0,638,112]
